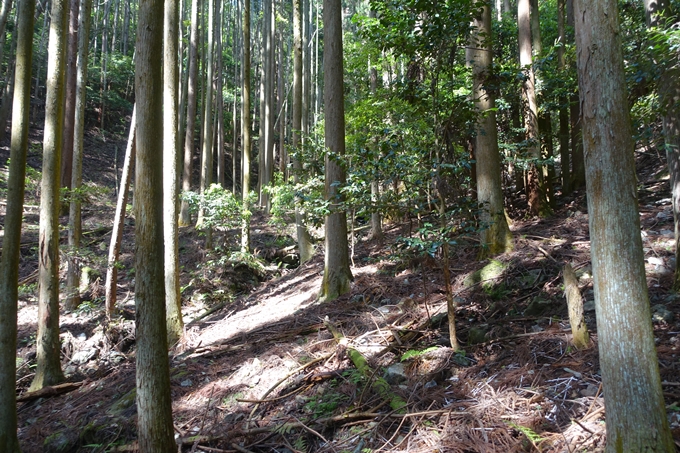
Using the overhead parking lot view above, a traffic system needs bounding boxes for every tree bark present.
[0,0,35,449]
[557,0,571,194]
[164,0,183,345]
[293,0,314,264]
[65,0,92,312]
[31,0,69,392]
[518,0,544,216]
[196,0,215,248]
[468,1,513,258]
[643,1,680,291]
[241,0,252,253]
[135,0,176,448]
[319,0,353,302]
[105,107,136,317]
[59,0,79,190]
[179,0,200,227]
[573,1,674,450]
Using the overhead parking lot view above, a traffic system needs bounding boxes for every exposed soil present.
[2,126,680,452]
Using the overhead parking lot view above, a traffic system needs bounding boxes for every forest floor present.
[2,124,680,453]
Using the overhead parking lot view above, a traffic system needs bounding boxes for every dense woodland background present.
[1,0,680,451]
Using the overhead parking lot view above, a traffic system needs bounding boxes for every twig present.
[229,444,256,453]
[290,415,328,444]
[246,353,332,420]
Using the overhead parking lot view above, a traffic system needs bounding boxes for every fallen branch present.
[17,381,83,402]
[177,408,466,446]
[324,317,407,412]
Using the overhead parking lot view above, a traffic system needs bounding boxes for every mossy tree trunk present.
[468,1,513,258]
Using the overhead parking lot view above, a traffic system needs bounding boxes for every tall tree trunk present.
[179,0,200,226]
[216,1,225,188]
[99,0,110,133]
[293,0,314,264]
[65,0,92,312]
[134,0,176,448]
[468,1,513,257]
[573,1,674,450]
[319,0,353,302]
[31,0,69,392]
[368,9,383,242]
[518,0,544,216]
[197,0,214,237]
[0,0,35,448]
[557,0,571,194]
[241,0,252,252]
[643,0,680,291]
[278,26,287,179]
[105,107,136,317]
[164,0,183,345]
[59,0,79,191]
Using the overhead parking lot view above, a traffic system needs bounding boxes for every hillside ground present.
[1,121,680,453]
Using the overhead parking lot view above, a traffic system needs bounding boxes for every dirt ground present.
[2,128,680,452]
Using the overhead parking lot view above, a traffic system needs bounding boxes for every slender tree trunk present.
[557,0,571,194]
[0,0,35,448]
[65,0,92,312]
[468,1,513,257]
[59,0,79,190]
[368,9,383,242]
[293,0,314,264]
[643,0,680,291]
[31,0,69,392]
[105,107,136,317]
[573,1,674,450]
[518,0,544,216]
[197,0,214,237]
[164,0,183,345]
[99,0,110,133]
[319,0,353,302]
[135,0,176,448]
[241,0,252,252]
[216,1,225,188]
[232,0,241,195]
[278,26,287,179]
[179,0,200,226]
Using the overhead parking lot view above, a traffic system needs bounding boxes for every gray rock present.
[71,348,98,365]
[468,326,489,345]
[384,363,407,385]
[652,304,674,323]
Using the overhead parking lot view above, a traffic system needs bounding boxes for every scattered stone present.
[524,298,552,316]
[350,294,365,303]
[468,326,489,345]
[580,383,599,397]
[660,229,674,238]
[180,379,193,387]
[531,324,544,333]
[71,348,98,365]
[424,380,437,389]
[652,304,674,323]
[384,363,407,385]
[647,256,665,266]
